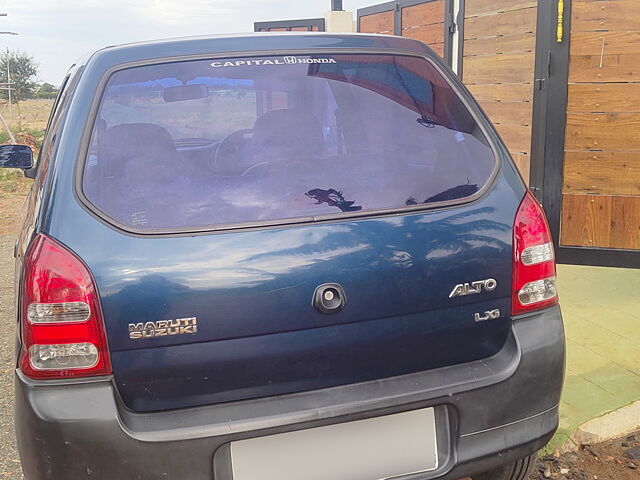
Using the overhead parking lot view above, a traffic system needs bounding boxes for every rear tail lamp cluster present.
[512,192,558,315]
[20,234,111,379]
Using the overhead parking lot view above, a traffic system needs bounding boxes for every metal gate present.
[536,0,640,267]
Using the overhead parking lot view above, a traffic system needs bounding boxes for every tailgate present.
[95,191,516,411]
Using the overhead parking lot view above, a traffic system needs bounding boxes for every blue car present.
[3,33,564,480]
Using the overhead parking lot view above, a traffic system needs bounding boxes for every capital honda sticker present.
[211,57,336,68]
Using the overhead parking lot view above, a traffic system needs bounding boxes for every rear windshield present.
[82,54,495,231]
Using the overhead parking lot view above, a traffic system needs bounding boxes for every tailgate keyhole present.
[313,283,346,314]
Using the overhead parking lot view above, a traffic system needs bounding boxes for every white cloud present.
[0,0,376,83]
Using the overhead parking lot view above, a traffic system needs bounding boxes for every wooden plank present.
[466,83,533,102]
[478,100,533,126]
[465,0,536,18]
[561,194,612,248]
[510,151,529,164]
[563,151,640,196]
[464,32,535,56]
[401,0,445,28]
[465,7,536,40]
[572,0,640,33]
[562,1,640,252]
[359,11,394,33]
[494,123,531,154]
[509,151,530,181]
[568,83,640,113]
[569,52,640,83]
[570,32,640,56]
[565,113,640,151]
[430,43,445,57]
[402,23,444,45]
[610,196,640,250]
[463,52,535,84]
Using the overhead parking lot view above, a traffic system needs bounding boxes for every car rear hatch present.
[78,52,517,412]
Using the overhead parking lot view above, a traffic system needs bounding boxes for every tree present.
[0,50,38,103]
[34,82,59,99]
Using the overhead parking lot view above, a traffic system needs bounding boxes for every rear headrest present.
[253,109,324,156]
[104,123,176,164]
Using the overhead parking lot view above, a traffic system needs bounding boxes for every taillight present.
[512,191,558,315]
[20,234,111,379]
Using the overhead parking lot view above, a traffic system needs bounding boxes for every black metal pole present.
[331,0,343,11]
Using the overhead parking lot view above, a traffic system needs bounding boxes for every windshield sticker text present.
[211,57,336,68]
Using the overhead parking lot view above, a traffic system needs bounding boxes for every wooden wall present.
[401,0,446,57]
[462,0,538,181]
[359,9,395,35]
[358,1,447,59]
[560,0,640,250]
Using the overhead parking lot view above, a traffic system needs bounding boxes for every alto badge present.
[449,278,497,298]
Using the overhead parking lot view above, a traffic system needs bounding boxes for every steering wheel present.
[240,161,269,177]
[213,128,253,175]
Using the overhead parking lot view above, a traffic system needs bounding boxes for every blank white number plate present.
[230,407,438,480]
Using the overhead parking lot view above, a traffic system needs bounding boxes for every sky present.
[0,0,379,85]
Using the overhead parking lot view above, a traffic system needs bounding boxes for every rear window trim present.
[74,47,502,236]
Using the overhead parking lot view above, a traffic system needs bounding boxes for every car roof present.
[78,32,435,73]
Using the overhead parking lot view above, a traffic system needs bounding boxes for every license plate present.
[230,407,438,480]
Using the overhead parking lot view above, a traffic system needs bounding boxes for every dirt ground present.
[0,143,637,478]
[532,432,640,480]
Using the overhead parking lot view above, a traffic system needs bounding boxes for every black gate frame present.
[357,0,456,68]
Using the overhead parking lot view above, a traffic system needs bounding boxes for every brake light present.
[19,234,111,379]
[512,192,558,315]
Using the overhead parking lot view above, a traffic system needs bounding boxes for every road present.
[0,233,21,479]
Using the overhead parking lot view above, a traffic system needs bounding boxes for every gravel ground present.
[0,233,22,479]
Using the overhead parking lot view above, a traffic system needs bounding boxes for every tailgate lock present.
[313,283,346,314]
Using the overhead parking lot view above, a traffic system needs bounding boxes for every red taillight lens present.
[20,234,111,379]
[512,192,558,316]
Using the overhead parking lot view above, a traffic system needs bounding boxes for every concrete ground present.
[551,264,640,452]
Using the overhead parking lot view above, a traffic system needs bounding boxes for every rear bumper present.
[16,305,564,480]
